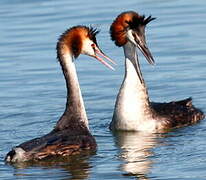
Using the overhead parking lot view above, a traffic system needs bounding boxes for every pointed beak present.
[92,46,116,71]
[133,32,155,65]
[126,30,155,84]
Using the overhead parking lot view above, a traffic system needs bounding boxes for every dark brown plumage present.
[152,98,205,130]
[6,129,96,161]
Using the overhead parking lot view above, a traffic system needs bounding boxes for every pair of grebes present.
[6,11,204,162]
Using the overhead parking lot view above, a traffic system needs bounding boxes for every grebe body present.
[5,26,115,162]
[109,11,204,132]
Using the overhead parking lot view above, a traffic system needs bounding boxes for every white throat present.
[111,42,154,131]
[66,54,88,126]
[55,52,89,130]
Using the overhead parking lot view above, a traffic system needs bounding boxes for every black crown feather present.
[88,26,100,45]
[126,15,156,29]
[88,26,100,37]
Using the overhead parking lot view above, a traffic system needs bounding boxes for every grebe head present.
[57,26,115,70]
[110,11,155,65]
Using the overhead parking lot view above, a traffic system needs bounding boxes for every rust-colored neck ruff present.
[110,11,140,47]
[110,11,155,47]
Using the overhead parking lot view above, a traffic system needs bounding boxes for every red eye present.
[91,43,96,51]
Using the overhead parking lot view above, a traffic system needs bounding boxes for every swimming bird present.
[5,25,115,162]
[109,11,205,132]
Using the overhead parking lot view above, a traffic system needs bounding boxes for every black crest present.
[88,26,100,37]
[88,26,100,45]
[126,15,156,29]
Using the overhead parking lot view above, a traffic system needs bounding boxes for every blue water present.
[0,0,206,179]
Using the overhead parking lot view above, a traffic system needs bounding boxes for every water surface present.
[0,0,206,179]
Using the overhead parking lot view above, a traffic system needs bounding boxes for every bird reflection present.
[7,150,95,180]
[113,131,161,179]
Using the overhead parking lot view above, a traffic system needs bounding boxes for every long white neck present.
[123,42,144,87]
[111,42,153,131]
[55,52,88,131]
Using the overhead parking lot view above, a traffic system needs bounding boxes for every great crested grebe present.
[109,11,204,132]
[5,26,115,162]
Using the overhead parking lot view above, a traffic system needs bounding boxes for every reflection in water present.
[113,131,161,179]
[7,151,95,180]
